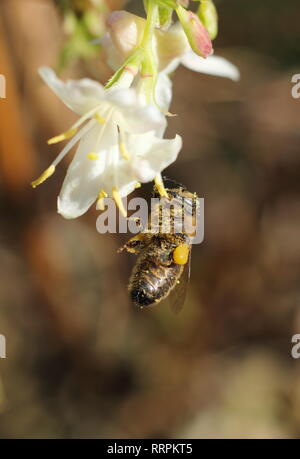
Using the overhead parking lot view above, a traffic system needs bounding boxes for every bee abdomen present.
[129,259,181,308]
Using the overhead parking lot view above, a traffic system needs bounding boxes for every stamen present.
[135,182,141,189]
[47,105,103,146]
[87,152,99,161]
[112,187,127,218]
[96,190,108,211]
[165,111,177,117]
[154,175,168,198]
[117,125,130,160]
[119,143,130,160]
[94,113,106,124]
[31,165,55,188]
[72,105,102,129]
[47,128,77,145]
[52,119,95,167]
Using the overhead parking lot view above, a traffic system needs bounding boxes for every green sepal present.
[158,4,173,29]
[197,0,218,40]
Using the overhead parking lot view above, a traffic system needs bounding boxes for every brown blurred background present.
[0,0,300,438]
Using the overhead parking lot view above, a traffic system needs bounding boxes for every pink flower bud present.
[176,5,213,58]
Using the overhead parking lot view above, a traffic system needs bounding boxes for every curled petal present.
[181,52,240,81]
[39,67,105,115]
[128,132,182,183]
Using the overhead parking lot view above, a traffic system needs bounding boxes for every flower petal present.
[155,73,173,113]
[102,34,124,71]
[102,167,138,199]
[107,88,167,135]
[39,67,105,115]
[160,57,182,76]
[180,52,240,81]
[57,122,117,218]
[128,132,182,182]
[107,11,145,58]
[122,105,167,135]
[155,22,190,72]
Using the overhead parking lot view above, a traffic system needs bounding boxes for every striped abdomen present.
[129,249,183,308]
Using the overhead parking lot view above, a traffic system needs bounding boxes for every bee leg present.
[118,233,151,254]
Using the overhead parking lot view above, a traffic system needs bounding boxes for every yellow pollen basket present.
[173,244,189,265]
[31,165,56,188]
[47,128,77,145]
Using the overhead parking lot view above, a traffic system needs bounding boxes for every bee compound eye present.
[173,244,189,265]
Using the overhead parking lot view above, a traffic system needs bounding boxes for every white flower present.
[157,23,240,81]
[104,12,240,82]
[162,50,240,82]
[32,67,181,218]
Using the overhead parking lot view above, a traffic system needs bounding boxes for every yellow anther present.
[87,152,99,161]
[99,189,108,198]
[154,175,168,198]
[96,198,105,211]
[96,190,108,211]
[47,128,77,145]
[31,165,55,188]
[135,182,141,189]
[112,187,127,218]
[173,244,189,265]
[94,113,106,124]
[119,142,130,160]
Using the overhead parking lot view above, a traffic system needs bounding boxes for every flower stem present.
[141,0,158,51]
[105,0,158,90]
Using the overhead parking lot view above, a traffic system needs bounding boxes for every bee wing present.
[169,248,192,314]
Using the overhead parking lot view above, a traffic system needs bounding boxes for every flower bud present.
[176,5,213,58]
[197,0,218,40]
[106,11,146,58]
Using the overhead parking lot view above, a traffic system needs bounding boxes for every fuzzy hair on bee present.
[119,178,198,310]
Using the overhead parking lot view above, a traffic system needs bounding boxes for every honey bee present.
[119,178,198,310]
